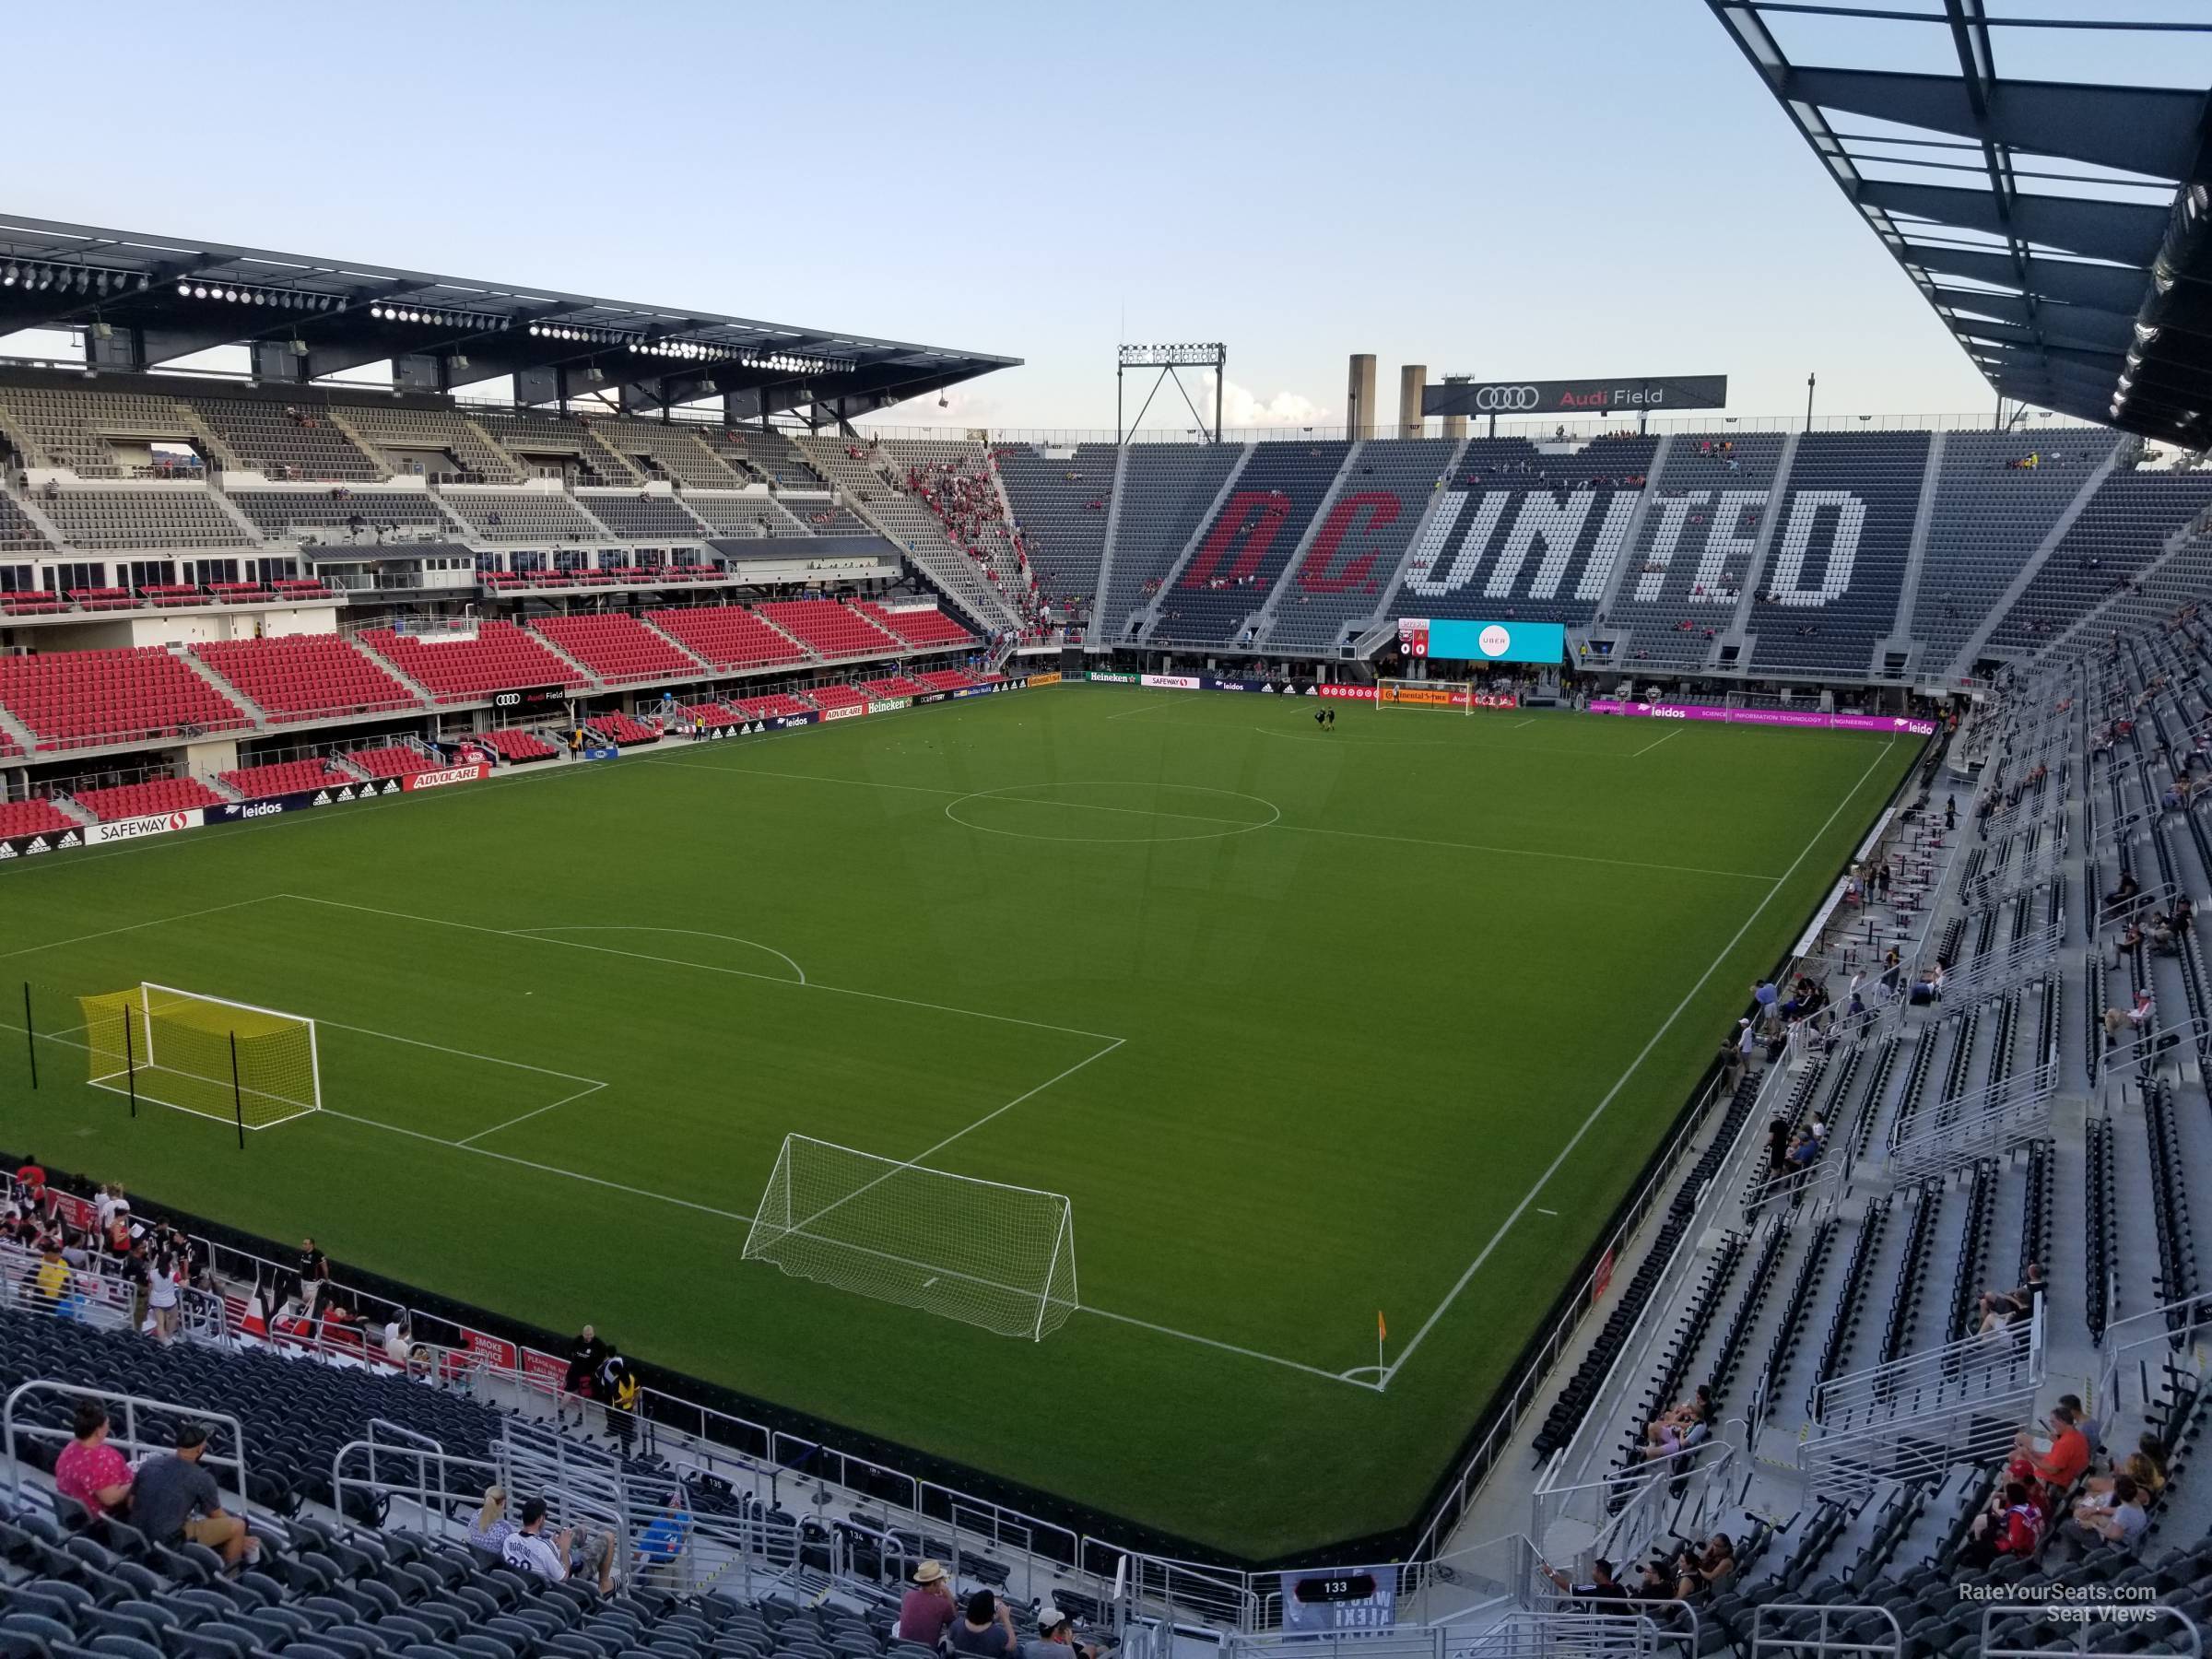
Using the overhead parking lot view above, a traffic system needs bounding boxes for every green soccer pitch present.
[0,684,1922,1559]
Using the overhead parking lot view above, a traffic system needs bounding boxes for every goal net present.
[743,1135,1078,1340]
[76,983,321,1130]
[1377,678,1474,712]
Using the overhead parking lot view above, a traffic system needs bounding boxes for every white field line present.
[0,895,287,959]
[1633,729,1681,759]
[649,762,1779,883]
[782,1037,1126,1240]
[510,925,807,985]
[312,1049,1364,1388]
[456,1082,610,1146]
[1375,738,1900,1386]
[276,893,1123,1043]
[1105,691,1196,720]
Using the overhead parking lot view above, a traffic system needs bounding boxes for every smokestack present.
[1398,365,1427,439]
[1347,354,1376,441]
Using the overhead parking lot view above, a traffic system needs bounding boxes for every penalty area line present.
[316,1064,1367,1392]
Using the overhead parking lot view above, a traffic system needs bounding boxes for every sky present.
[6,0,2211,436]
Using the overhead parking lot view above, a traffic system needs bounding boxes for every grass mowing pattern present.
[0,685,1918,1558]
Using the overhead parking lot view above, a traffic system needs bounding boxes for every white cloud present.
[1208,375,1330,430]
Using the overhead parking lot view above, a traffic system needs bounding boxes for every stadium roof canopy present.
[0,213,1018,422]
[1710,2,2212,448]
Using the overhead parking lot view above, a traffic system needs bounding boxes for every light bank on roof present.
[0,212,1019,423]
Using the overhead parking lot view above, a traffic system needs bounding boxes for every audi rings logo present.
[1471,384,1540,412]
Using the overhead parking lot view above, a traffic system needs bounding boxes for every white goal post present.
[1377,678,1476,713]
[77,982,322,1130]
[742,1135,1078,1340]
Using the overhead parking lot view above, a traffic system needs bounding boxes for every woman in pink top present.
[54,1400,134,1518]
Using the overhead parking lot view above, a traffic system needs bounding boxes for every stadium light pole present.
[1805,371,1817,433]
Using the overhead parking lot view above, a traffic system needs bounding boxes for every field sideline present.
[0,683,1922,1558]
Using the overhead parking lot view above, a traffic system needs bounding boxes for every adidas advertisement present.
[0,828,83,860]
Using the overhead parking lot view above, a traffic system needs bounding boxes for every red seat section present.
[359,620,588,704]
[72,777,226,822]
[219,759,354,799]
[646,606,808,669]
[587,712,661,747]
[855,601,975,649]
[0,647,249,751]
[677,700,745,730]
[346,745,440,780]
[756,600,900,661]
[0,799,77,837]
[532,614,701,686]
[728,692,812,720]
[193,635,423,723]
[480,728,559,762]
[806,684,867,714]
[914,668,982,692]
[859,676,930,699]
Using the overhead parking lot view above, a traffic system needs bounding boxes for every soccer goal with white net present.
[742,1135,1078,1340]
[76,983,320,1131]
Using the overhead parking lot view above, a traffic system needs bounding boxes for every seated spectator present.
[1643,1385,1712,1450]
[2116,919,2145,961]
[950,1591,1018,1659]
[467,1485,516,1559]
[1021,1605,1100,1659]
[899,1559,959,1649]
[133,1424,256,1567]
[1957,1479,2046,1570]
[1539,1557,1630,1606]
[500,1497,610,1591]
[634,1492,694,1586]
[2100,990,2155,1049]
[1669,1533,1735,1599]
[2048,1475,2148,1562]
[2105,871,2141,910]
[2014,1403,2092,1489]
[1978,1263,2045,1335]
[2086,1434,2169,1504]
[54,1400,134,1519]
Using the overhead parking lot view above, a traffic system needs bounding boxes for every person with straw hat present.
[900,1560,958,1651]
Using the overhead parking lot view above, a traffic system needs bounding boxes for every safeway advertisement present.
[402,764,488,792]
[89,808,206,844]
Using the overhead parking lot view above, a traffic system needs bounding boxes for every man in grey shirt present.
[132,1424,254,1568]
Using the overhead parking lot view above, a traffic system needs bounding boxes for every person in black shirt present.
[1540,1558,1627,1605]
[298,1238,330,1316]
[564,1324,611,1427]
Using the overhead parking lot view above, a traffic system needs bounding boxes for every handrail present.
[5,1378,253,1517]
[1750,1602,1903,1659]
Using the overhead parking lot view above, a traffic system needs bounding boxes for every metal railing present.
[1884,1059,2059,1184]
[1749,1602,1903,1659]
[1803,1306,2043,1496]
[5,1379,252,1517]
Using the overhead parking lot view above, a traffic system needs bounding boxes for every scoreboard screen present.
[1396,618,1565,664]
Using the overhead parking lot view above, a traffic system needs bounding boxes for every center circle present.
[943,781,1282,843]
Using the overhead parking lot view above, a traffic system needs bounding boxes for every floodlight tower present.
[1116,342,1227,445]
